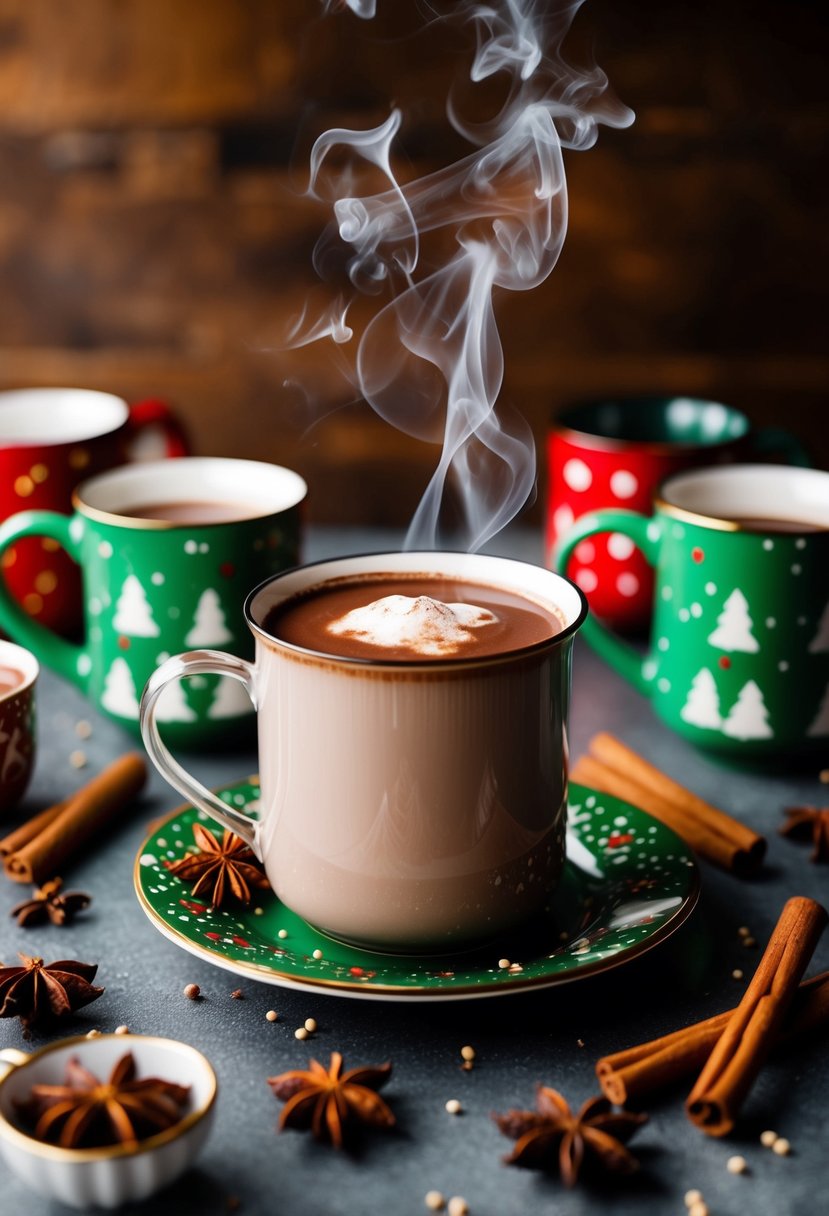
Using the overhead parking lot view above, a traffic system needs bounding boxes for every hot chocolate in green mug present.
[555,465,829,764]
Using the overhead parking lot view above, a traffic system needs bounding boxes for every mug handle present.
[0,511,91,687]
[554,509,661,697]
[126,399,190,459]
[749,427,810,468]
[141,651,261,853]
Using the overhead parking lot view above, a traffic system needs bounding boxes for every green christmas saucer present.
[134,780,699,1002]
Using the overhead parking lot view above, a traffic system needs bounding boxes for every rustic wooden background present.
[0,0,826,526]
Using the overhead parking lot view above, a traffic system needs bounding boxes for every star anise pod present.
[780,805,829,863]
[493,1085,647,1187]
[164,822,269,908]
[17,1051,190,1149]
[10,878,91,928]
[267,1051,395,1148]
[0,953,104,1029]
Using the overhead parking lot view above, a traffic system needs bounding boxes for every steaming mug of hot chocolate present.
[555,465,829,764]
[140,553,587,950]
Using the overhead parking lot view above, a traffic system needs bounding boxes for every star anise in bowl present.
[494,1085,647,1187]
[267,1051,395,1148]
[164,823,269,909]
[17,1051,191,1149]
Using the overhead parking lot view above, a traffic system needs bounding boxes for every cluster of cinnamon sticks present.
[596,896,828,1136]
[571,732,766,875]
[0,753,146,884]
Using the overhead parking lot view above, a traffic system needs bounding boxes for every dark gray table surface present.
[1,526,826,1216]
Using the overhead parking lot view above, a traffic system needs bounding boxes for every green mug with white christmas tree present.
[555,465,829,764]
[0,457,306,748]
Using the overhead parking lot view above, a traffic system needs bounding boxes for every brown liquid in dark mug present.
[729,517,828,533]
[120,501,264,524]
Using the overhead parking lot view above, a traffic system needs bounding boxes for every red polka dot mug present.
[545,397,809,633]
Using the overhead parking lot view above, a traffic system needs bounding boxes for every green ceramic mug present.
[0,457,306,748]
[555,465,829,763]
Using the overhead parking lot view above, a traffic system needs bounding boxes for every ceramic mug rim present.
[0,1033,217,1164]
[0,639,38,703]
[654,463,829,534]
[72,457,308,530]
[0,389,130,448]
[552,395,749,455]
[244,550,589,670]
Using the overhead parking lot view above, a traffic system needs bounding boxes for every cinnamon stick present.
[3,754,147,884]
[596,970,829,1106]
[570,743,766,875]
[0,801,67,857]
[685,896,827,1135]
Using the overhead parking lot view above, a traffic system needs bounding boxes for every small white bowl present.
[0,1034,217,1209]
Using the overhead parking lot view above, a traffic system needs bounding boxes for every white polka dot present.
[156,651,170,665]
[575,568,598,593]
[184,540,198,555]
[199,543,209,554]
[553,504,575,535]
[766,617,776,629]
[798,616,807,626]
[779,660,790,672]
[661,586,673,601]
[792,564,802,575]
[88,597,102,616]
[704,582,717,596]
[657,677,671,693]
[667,398,697,428]
[69,518,84,543]
[794,537,806,549]
[643,658,658,680]
[77,654,92,677]
[151,572,165,586]
[701,403,728,436]
[647,520,662,543]
[563,459,593,492]
[690,602,702,618]
[763,539,774,551]
[575,541,595,563]
[617,572,639,597]
[672,523,685,539]
[168,606,181,619]
[610,470,638,499]
[607,533,636,561]
[678,607,690,622]
[657,636,670,651]
[98,541,113,559]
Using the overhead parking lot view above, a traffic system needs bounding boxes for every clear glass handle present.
[140,650,260,853]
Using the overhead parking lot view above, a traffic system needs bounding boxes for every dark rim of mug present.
[0,641,38,701]
[552,397,748,454]
[70,461,307,530]
[244,551,590,669]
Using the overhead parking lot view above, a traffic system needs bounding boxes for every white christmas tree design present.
[101,658,140,719]
[722,679,773,740]
[155,680,197,723]
[807,684,829,737]
[185,589,234,647]
[707,589,760,653]
[680,668,722,730]
[112,575,160,638]
[207,676,253,720]
[808,602,829,654]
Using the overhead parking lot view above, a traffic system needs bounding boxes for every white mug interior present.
[0,639,38,700]
[74,457,308,525]
[0,389,129,446]
[659,465,829,529]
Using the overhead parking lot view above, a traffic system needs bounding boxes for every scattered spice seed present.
[278,928,288,938]
[226,1198,241,1212]
[508,963,523,973]
[460,1061,474,1072]
[85,1029,101,1039]
[732,969,744,980]
[265,1010,278,1023]
[498,958,511,969]
[447,1198,469,1216]
[445,1099,462,1115]
[75,720,93,739]
[684,1190,703,1207]
[577,1038,585,1048]
[737,926,751,937]
[69,750,88,769]
[312,949,323,960]
[295,1027,309,1041]
[254,907,264,916]
[820,769,829,784]
[304,1018,317,1033]
[772,1137,791,1156]
[760,1130,778,1147]
[460,1045,475,1062]
[425,1192,445,1211]
[231,988,244,1000]
[688,1203,709,1216]
[183,983,201,1001]
[727,1155,748,1174]
[114,1025,129,1036]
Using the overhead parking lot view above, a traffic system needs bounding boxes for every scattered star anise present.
[0,953,104,1030]
[493,1085,647,1187]
[17,1051,190,1149]
[267,1051,395,1148]
[10,878,91,928]
[780,805,829,863]
[164,823,269,908]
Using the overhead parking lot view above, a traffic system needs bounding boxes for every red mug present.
[0,388,188,635]
[546,396,809,633]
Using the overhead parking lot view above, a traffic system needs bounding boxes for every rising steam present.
[291,0,633,550]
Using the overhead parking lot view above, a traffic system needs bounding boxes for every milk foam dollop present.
[327,594,497,656]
